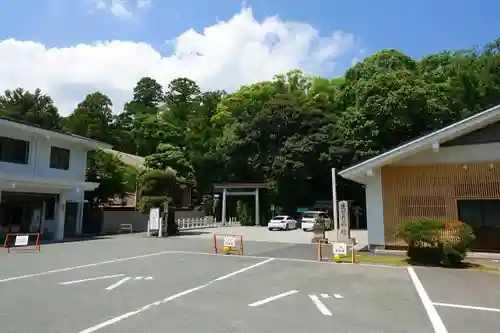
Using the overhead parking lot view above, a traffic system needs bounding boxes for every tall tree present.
[133,77,165,107]
[114,77,165,155]
[0,88,62,129]
[64,92,116,143]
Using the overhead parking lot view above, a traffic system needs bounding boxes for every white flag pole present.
[331,168,339,242]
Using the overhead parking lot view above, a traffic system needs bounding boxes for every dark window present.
[50,146,70,170]
[458,200,500,228]
[44,197,56,220]
[0,136,30,164]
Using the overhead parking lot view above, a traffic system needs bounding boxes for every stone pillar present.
[54,192,67,241]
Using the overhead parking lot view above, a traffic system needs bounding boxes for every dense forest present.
[1,38,499,223]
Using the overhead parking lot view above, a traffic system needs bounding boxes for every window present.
[0,136,29,164]
[49,146,70,170]
[458,200,500,228]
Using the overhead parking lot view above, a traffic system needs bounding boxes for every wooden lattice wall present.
[381,162,500,245]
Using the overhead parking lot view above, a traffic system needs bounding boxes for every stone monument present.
[311,213,328,244]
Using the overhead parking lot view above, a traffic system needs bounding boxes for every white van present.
[301,211,332,231]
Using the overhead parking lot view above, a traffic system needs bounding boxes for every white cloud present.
[90,0,149,19]
[0,8,356,116]
[136,0,151,9]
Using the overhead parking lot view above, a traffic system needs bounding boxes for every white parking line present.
[0,247,400,285]
[249,290,299,307]
[433,302,500,313]
[60,274,125,285]
[0,250,174,283]
[308,294,332,316]
[105,277,131,291]
[407,267,448,333]
[78,258,275,333]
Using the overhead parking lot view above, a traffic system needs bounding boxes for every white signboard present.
[223,236,236,247]
[14,235,29,247]
[149,208,160,230]
[333,242,347,255]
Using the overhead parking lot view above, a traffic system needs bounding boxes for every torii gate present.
[213,183,267,226]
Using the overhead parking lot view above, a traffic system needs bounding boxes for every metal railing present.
[176,217,240,231]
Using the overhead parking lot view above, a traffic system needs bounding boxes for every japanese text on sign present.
[14,235,29,246]
[333,242,347,255]
[338,200,350,241]
[223,236,236,247]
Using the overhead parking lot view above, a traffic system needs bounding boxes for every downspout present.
[32,136,39,177]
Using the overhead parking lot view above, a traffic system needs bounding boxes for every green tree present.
[0,88,62,129]
[114,77,166,155]
[133,77,165,107]
[85,150,137,207]
[64,92,116,143]
[136,168,192,235]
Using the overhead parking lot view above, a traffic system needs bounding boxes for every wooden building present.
[339,104,500,252]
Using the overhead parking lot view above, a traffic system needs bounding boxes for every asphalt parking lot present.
[1,234,499,333]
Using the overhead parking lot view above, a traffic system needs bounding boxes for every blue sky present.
[0,0,498,115]
[1,0,498,61]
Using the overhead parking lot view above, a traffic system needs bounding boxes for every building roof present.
[339,104,500,183]
[0,116,112,149]
[105,149,145,168]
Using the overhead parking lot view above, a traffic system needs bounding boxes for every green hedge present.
[397,218,475,265]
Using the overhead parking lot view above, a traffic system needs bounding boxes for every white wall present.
[35,137,87,181]
[394,142,500,165]
[0,124,88,185]
[365,169,385,247]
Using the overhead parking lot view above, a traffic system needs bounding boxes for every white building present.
[339,104,500,252]
[0,117,111,241]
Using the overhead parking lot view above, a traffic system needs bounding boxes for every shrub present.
[397,218,445,265]
[397,218,475,266]
[441,220,475,265]
[236,200,253,226]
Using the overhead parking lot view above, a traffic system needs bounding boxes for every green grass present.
[330,252,408,266]
[329,252,500,272]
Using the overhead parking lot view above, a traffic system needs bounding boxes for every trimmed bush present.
[397,218,475,266]
[441,220,475,265]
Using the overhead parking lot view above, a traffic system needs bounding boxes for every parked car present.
[268,215,297,231]
[301,211,332,231]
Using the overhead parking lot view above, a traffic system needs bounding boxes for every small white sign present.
[223,236,236,247]
[14,235,29,246]
[149,208,160,230]
[333,242,347,255]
